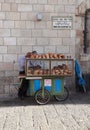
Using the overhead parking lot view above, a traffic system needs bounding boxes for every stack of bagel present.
[51,64,72,75]
[26,52,73,76]
[27,64,72,76]
[26,53,65,59]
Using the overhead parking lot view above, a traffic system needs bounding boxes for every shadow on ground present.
[0,91,90,107]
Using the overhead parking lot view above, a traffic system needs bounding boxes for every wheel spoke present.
[54,87,69,101]
[35,89,50,105]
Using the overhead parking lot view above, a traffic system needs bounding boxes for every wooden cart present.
[19,58,74,105]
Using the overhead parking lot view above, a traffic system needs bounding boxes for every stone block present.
[5,70,17,77]
[29,0,37,3]
[44,5,54,12]
[9,85,18,96]
[21,0,29,3]
[4,54,17,62]
[60,0,75,5]
[0,55,2,62]
[6,12,20,20]
[55,5,64,13]
[0,12,5,19]
[75,17,84,30]
[0,94,10,99]
[0,46,7,53]
[21,12,28,20]
[0,21,3,28]
[4,37,16,45]
[0,71,5,77]
[75,23,83,30]
[71,30,76,38]
[11,29,31,37]
[0,63,3,71]
[7,46,21,54]
[26,21,34,29]
[43,30,57,37]
[76,30,83,37]
[18,4,32,12]
[43,13,50,21]
[76,38,80,45]
[21,12,37,20]
[0,0,4,2]
[69,0,75,4]
[0,63,14,71]
[0,85,4,94]
[32,30,42,37]
[0,38,3,45]
[65,5,75,13]
[33,5,44,12]
[4,0,15,2]
[0,3,1,11]
[2,3,10,11]
[69,45,75,56]
[17,38,36,45]
[48,0,58,4]
[46,21,52,29]
[15,0,21,3]
[56,45,70,53]
[15,21,26,29]
[14,63,18,71]
[38,0,47,4]
[3,21,14,28]
[0,29,10,37]
[58,0,63,4]
[45,46,56,53]
[58,30,71,38]
[63,38,75,45]
[37,38,49,45]
[21,46,32,53]
[4,85,10,94]
[4,63,14,71]
[0,77,5,86]
[49,38,62,45]
[11,3,18,11]
[35,22,46,29]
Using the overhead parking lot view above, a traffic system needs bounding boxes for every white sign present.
[44,79,51,86]
[52,16,72,29]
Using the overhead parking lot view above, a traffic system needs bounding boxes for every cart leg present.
[82,85,86,93]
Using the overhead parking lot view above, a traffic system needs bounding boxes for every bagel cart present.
[19,57,74,105]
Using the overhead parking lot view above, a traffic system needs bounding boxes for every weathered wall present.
[0,0,83,98]
[75,0,90,73]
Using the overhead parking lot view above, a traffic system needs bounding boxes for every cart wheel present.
[35,89,51,105]
[54,87,69,102]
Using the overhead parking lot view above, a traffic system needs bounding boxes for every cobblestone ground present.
[0,92,90,130]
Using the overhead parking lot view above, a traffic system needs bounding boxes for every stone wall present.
[75,0,90,74]
[0,0,77,98]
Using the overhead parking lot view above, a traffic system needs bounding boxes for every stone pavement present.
[0,92,90,130]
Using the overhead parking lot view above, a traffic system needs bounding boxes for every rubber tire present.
[35,89,51,105]
[54,87,69,102]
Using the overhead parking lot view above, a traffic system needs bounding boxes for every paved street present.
[0,92,90,130]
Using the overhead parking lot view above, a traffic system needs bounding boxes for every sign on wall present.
[52,16,72,29]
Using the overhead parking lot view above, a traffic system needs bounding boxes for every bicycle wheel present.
[35,89,51,105]
[54,87,69,101]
